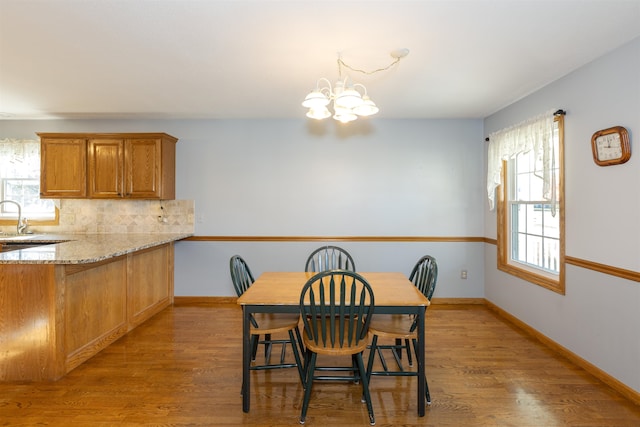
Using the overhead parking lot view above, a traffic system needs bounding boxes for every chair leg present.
[390,345,405,372]
[365,334,378,383]
[289,328,306,387]
[295,325,305,354]
[355,353,375,426]
[393,338,403,361]
[302,347,310,375]
[299,352,317,425]
[264,333,272,363]
[389,338,413,370]
[376,346,390,372]
[405,338,413,367]
[425,376,431,405]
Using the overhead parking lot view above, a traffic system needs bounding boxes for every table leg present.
[242,306,251,412]
[417,306,426,416]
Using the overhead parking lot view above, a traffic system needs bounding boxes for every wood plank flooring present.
[0,303,638,426]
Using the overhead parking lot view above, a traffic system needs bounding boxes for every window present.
[0,138,58,225]
[490,113,565,294]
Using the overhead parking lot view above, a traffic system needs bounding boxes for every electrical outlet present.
[460,270,468,279]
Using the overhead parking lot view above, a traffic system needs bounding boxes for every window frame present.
[0,139,59,227]
[496,115,565,294]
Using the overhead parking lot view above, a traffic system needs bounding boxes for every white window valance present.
[0,138,40,179]
[486,109,558,211]
[0,138,59,216]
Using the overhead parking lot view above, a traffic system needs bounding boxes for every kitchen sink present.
[0,241,55,253]
[0,234,37,240]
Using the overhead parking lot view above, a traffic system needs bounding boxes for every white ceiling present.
[1,0,639,120]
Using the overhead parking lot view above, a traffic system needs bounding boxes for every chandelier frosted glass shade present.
[334,87,363,109]
[302,90,330,108]
[352,95,379,116]
[302,77,378,122]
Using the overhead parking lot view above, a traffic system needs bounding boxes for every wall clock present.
[591,126,631,166]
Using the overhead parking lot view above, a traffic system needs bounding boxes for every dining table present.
[236,271,431,416]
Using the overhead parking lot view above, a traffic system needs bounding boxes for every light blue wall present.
[483,37,640,393]
[172,118,485,298]
[176,119,484,237]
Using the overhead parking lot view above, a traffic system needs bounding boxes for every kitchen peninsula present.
[0,232,191,381]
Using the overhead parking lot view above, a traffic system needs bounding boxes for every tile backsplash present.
[2,199,194,234]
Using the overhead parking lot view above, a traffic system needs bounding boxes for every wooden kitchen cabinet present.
[87,138,123,198]
[40,137,87,198]
[39,133,178,200]
[127,244,173,328]
[64,255,129,374]
[0,243,175,381]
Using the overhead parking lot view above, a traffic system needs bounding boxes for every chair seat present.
[368,314,417,339]
[302,318,369,356]
[250,313,301,335]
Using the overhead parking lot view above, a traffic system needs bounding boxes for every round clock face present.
[591,126,631,166]
[595,133,622,161]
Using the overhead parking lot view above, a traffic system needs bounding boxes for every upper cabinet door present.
[88,139,124,198]
[40,138,87,198]
[125,136,176,200]
[125,138,161,198]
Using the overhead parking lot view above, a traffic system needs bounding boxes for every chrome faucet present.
[0,200,25,234]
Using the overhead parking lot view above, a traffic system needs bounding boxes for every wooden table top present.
[237,271,430,307]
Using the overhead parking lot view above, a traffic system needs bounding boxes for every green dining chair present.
[298,270,376,425]
[305,245,356,272]
[365,255,438,405]
[229,255,305,392]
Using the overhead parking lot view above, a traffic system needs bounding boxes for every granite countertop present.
[0,233,192,264]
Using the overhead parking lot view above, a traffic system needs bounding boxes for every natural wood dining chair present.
[298,270,376,425]
[229,255,305,391]
[304,245,356,272]
[365,255,438,405]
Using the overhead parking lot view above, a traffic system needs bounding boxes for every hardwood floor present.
[0,303,638,426]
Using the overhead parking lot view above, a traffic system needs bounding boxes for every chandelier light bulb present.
[333,106,357,123]
[306,106,331,120]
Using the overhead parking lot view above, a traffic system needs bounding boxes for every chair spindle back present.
[230,255,255,297]
[409,255,438,300]
[300,270,374,349]
[305,246,356,272]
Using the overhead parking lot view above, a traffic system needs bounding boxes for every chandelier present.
[302,49,409,123]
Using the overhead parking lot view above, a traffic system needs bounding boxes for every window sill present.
[497,262,565,295]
